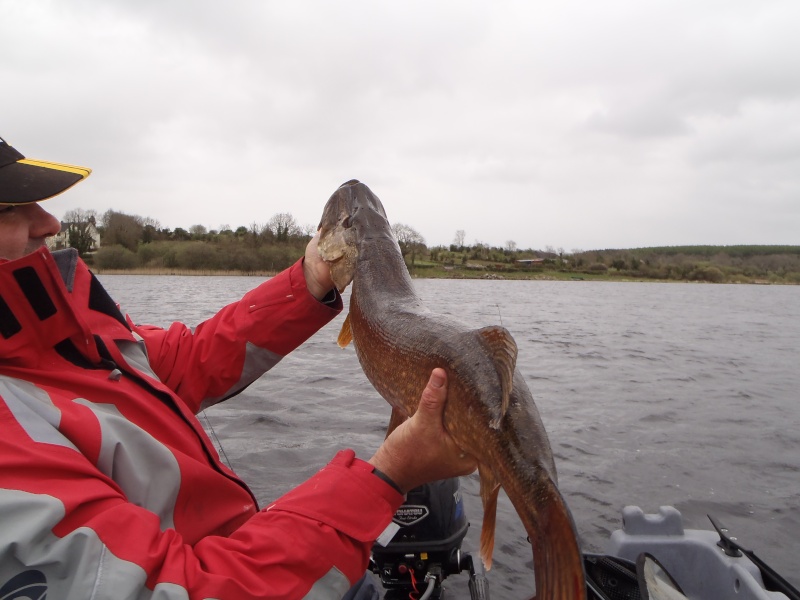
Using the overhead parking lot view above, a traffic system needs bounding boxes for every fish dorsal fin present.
[337,312,353,348]
[477,326,517,425]
[477,462,502,570]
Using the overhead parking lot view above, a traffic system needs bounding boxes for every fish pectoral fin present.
[337,313,353,348]
[477,326,518,422]
[478,463,502,570]
[385,407,408,439]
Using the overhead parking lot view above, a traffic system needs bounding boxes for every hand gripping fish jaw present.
[317,179,399,293]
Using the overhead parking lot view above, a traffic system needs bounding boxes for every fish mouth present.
[316,180,363,291]
[316,179,396,291]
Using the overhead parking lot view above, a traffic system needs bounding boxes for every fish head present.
[317,179,393,292]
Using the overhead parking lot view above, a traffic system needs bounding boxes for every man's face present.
[0,203,61,260]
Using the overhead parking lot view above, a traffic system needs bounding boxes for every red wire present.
[408,568,419,600]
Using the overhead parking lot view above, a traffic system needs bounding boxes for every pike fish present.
[317,180,586,599]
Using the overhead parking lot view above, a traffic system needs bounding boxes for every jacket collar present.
[0,247,133,368]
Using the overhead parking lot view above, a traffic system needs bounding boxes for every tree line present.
[56,208,318,273]
[59,208,436,274]
[58,208,800,283]
[564,246,800,283]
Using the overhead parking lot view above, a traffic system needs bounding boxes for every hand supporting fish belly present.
[318,179,586,600]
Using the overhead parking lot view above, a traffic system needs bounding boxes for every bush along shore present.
[58,208,798,283]
[86,239,800,284]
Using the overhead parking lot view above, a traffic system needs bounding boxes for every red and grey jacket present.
[0,247,403,599]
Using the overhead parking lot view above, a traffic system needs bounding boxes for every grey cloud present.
[2,0,799,249]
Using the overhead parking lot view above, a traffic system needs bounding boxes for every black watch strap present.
[371,467,403,494]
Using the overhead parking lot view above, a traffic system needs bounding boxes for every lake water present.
[97,273,800,596]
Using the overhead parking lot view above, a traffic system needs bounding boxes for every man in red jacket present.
[0,135,476,599]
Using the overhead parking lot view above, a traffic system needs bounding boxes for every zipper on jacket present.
[93,334,260,507]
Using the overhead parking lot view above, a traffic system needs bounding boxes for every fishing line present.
[201,410,234,471]
[496,304,503,326]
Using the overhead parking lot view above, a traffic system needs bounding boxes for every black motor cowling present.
[371,478,478,598]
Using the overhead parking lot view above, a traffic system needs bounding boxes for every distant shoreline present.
[85,241,800,285]
[93,267,794,285]
[95,268,277,277]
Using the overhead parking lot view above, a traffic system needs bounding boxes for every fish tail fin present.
[478,463,502,570]
[337,313,353,348]
[528,484,586,600]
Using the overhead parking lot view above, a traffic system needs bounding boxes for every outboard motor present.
[371,478,489,599]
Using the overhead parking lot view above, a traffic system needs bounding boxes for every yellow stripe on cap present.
[18,158,92,179]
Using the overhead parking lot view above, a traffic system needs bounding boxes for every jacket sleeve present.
[0,397,402,600]
[130,258,342,412]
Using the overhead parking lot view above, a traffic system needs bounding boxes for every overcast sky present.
[3,0,799,251]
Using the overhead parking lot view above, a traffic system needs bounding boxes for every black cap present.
[0,136,91,205]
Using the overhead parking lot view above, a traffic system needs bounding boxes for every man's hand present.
[303,231,335,301]
[369,369,478,494]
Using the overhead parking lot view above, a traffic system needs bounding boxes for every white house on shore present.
[47,219,102,254]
